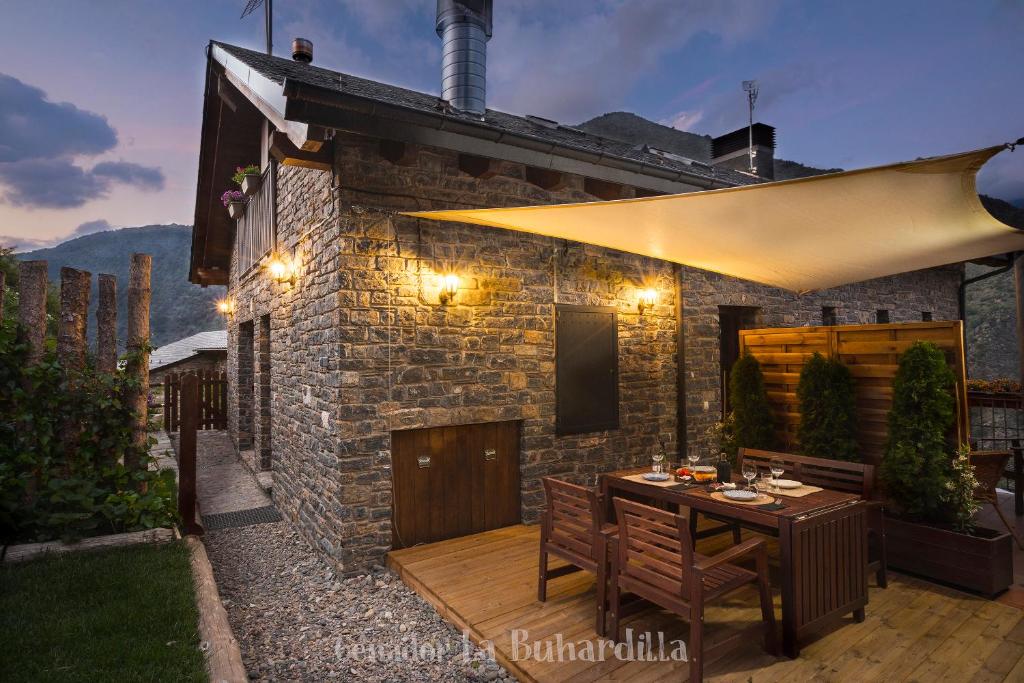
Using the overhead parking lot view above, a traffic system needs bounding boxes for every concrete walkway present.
[166,430,275,521]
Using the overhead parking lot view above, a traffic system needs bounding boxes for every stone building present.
[189,30,961,573]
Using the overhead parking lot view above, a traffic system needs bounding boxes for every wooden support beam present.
[269,130,333,172]
[458,153,500,179]
[57,267,91,372]
[178,373,204,536]
[635,187,668,198]
[17,260,48,365]
[1015,252,1024,387]
[96,274,117,374]
[379,139,418,166]
[674,263,688,459]
[301,125,328,152]
[215,76,238,113]
[125,254,152,476]
[524,166,566,191]
[584,177,625,201]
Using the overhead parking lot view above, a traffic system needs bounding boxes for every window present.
[822,306,837,326]
[921,311,933,322]
[876,309,890,324]
[555,305,619,435]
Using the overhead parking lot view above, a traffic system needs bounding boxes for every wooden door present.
[391,421,521,548]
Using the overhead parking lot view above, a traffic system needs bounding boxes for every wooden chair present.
[970,450,1024,549]
[692,448,887,588]
[538,477,614,635]
[608,497,777,682]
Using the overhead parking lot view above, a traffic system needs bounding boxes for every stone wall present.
[223,130,962,574]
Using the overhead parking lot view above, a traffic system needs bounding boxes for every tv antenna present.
[742,80,759,173]
[241,0,272,55]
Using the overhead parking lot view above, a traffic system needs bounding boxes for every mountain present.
[575,112,842,180]
[17,224,225,350]
[965,196,1024,380]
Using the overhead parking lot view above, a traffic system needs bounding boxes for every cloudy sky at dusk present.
[1,0,1022,249]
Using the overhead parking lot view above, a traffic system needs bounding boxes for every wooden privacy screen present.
[738,321,969,467]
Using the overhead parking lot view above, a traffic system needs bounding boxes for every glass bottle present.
[716,452,732,484]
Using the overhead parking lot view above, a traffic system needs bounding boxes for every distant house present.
[149,330,227,387]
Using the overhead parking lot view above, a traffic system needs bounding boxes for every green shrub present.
[797,352,859,461]
[880,341,957,521]
[944,444,980,533]
[728,353,777,453]
[0,321,178,544]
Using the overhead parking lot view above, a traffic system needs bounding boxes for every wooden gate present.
[738,321,969,467]
[391,421,521,548]
[163,370,228,432]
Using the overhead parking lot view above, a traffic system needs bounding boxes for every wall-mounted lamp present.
[216,298,235,318]
[637,288,658,315]
[266,254,296,285]
[439,273,460,305]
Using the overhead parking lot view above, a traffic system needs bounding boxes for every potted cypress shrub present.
[797,352,858,461]
[881,341,1012,596]
[728,353,777,457]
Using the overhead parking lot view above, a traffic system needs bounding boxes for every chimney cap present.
[292,37,313,63]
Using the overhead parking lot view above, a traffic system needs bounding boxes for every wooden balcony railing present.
[968,389,1024,514]
[236,164,276,275]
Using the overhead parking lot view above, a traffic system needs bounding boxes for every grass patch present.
[0,541,205,682]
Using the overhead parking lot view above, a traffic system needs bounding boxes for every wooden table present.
[600,468,869,657]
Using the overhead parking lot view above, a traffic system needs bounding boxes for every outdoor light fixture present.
[637,288,658,315]
[266,254,296,285]
[439,273,460,305]
[216,298,235,318]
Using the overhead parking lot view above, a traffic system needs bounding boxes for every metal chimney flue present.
[292,37,313,63]
[436,0,492,116]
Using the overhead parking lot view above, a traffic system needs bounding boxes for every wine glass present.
[742,463,758,490]
[687,445,700,471]
[770,458,785,490]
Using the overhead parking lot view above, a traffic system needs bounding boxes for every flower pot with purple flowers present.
[221,189,246,220]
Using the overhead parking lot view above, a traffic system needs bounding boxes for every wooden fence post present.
[57,267,91,372]
[96,273,118,374]
[178,372,203,535]
[124,254,152,474]
[17,260,48,364]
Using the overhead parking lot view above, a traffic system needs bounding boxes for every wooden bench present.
[694,448,887,588]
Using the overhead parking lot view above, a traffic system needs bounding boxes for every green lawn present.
[0,541,206,682]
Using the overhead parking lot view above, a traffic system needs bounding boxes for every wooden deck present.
[388,524,1024,682]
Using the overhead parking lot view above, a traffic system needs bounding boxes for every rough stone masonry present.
[224,131,961,574]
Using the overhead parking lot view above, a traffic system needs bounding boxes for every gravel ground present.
[204,521,516,682]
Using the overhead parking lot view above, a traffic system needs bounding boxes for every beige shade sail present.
[404,145,1023,293]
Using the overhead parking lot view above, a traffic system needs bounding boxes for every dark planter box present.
[885,515,1013,597]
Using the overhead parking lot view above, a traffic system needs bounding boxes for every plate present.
[643,472,671,481]
[723,489,758,501]
[775,479,802,489]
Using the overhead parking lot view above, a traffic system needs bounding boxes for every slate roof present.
[150,330,228,371]
[213,41,758,188]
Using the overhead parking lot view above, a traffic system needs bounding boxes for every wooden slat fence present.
[163,370,228,432]
[739,321,969,468]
